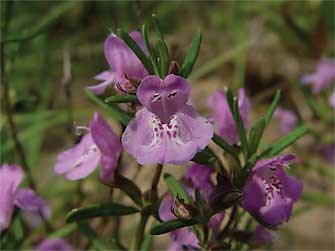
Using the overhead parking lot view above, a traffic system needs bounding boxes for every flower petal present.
[104,31,148,81]
[274,108,297,135]
[259,193,293,226]
[242,175,265,213]
[54,134,100,180]
[87,71,117,95]
[158,193,175,221]
[137,74,191,123]
[275,169,303,202]
[0,164,24,232]
[14,188,51,226]
[122,105,213,165]
[209,88,249,145]
[36,238,72,251]
[90,112,122,183]
[253,154,296,177]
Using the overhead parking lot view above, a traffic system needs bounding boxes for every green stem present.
[131,213,149,251]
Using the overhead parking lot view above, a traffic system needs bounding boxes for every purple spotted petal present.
[301,58,335,93]
[36,238,72,251]
[90,112,122,183]
[242,175,265,213]
[104,31,148,81]
[274,108,297,135]
[122,105,213,165]
[253,154,296,177]
[137,74,191,123]
[209,88,250,145]
[14,188,51,226]
[54,133,100,180]
[0,164,24,232]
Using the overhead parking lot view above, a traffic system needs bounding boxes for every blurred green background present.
[1,1,334,250]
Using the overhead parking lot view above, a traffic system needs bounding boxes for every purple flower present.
[14,188,51,227]
[87,31,148,94]
[54,112,121,183]
[274,108,297,135]
[251,225,277,247]
[159,164,224,250]
[329,90,335,108]
[242,154,303,226]
[0,164,50,232]
[209,88,250,145]
[36,238,72,251]
[301,58,335,93]
[122,74,213,165]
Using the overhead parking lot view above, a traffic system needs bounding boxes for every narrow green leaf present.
[78,223,109,251]
[259,125,308,158]
[105,95,138,104]
[180,31,202,78]
[150,218,197,235]
[248,118,266,156]
[212,134,241,167]
[113,174,143,207]
[48,223,77,238]
[157,39,169,77]
[118,28,154,74]
[152,14,164,41]
[66,203,139,222]
[164,173,190,203]
[141,24,160,75]
[233,97,249,156]
[85,90,132,126]
[264,90,281,125]
[191,147,217,165]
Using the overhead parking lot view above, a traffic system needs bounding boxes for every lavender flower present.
[159,164,224,250]
[122,74,213,165]
[209,88,250,145]
[54,112,121,183]
[0,164,50,232]
[242,154,302,226]
[36,238,72,251]
[301,58,335,93]
[274,108,297,135]
[87,31,148,94]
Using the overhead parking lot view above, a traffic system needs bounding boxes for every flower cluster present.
[1,24,306,251]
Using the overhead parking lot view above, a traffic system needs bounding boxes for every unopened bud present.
[171,197,195,220]
[209,188,243,211]
[168,61,180,75]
